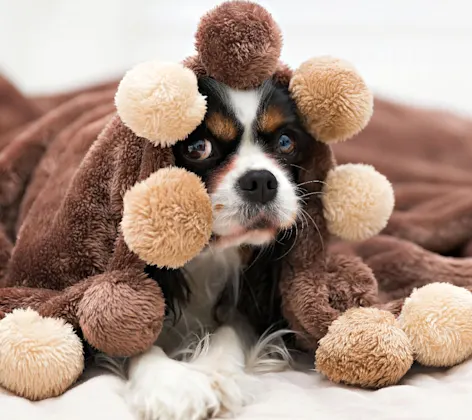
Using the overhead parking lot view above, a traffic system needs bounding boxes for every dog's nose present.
[238,170,278,204]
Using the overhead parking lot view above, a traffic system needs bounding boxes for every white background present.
[0,0,471,115]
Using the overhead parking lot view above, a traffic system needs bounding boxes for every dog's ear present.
[289,56,373,144]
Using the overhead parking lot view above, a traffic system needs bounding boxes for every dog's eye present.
[277,134,296,155]
[185,139,213,160]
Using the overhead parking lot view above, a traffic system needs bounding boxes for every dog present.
[100,77,317,420]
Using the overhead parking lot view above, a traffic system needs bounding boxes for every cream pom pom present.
[121,167,213,269]
[289,56,373,143]
[316,307,413,388]
[398,283,472,367]
[115,61,207,147]
[322,163,394,241]
[0,308,84,400]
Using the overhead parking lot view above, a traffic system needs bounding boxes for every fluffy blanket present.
[0,75,118,287]
[3,73,472,308]
[331,98,472,305]
[1,72,472,395]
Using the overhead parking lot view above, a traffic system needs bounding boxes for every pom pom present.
[195,1,282,89]
[289,56,373,143]
[316,307,413,388]
[322,163,394,241]
[398,283,472,367]
[115,61,207,146]
[121,167,213,268]
[78,272,165,356]
[0,308,84,400]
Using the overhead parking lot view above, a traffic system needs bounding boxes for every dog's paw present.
[206,368,258,418]
[126,354,219,420]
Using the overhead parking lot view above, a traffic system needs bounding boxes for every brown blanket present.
[0,76,118,286]
[335,98,472,255]
[1,73,472,323]
[331,98,472,308]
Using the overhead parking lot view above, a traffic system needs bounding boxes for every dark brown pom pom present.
[195,1,282,89]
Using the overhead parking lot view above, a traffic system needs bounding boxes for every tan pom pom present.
[289,56,373,143]
[195,1,282,89]
[322,163,394,241]
[115,61,207,146]
[121,167,212,268]
[0,308,84,400]
[398,283,472,367]
[316,307,413,388]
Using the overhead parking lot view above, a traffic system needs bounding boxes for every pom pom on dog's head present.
[195,1,282,89]
[115,0,394,268]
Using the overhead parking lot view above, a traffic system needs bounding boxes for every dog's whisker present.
[300,208,325,256]
[276,223,298,261]
[296,180,326,187]
[278,227,291,243]
[292,208,307,231]
[245,246,266,271]
[290,164,309,173]
[298,191,325,199]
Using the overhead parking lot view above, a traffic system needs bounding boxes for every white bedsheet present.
[2,358,471,420]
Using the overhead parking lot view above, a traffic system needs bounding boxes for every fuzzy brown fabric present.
[328,98,472,283]
[6,115,169,356]
[2,36,472,378]
[280,98,472,349]
[0,72,471,345]
[0,63,369,362]
[2,67,472,363]
[0,77,171,356]
[0,76,41,136]
[334,98,472,255]
[0,80,110,285]
[8,1,472,399]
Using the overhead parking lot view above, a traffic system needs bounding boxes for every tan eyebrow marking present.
[206,112,238,141]
[258,105,286,133]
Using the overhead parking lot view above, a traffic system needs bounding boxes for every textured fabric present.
[2,73,472,346]
[0,76,168,357]
[280,96,472,348]
[327,97,472,307]
[1,72,472,393]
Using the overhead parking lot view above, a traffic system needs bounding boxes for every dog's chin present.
[211,215,296,249]
[210,206,298,249]
[212,228,277,249]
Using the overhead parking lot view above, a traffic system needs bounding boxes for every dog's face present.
[174,78,314,248]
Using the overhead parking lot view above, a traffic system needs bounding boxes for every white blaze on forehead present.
[226,88,261,144]
[209,85,300,244]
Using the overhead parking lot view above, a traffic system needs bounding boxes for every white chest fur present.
[156,246,242,353]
